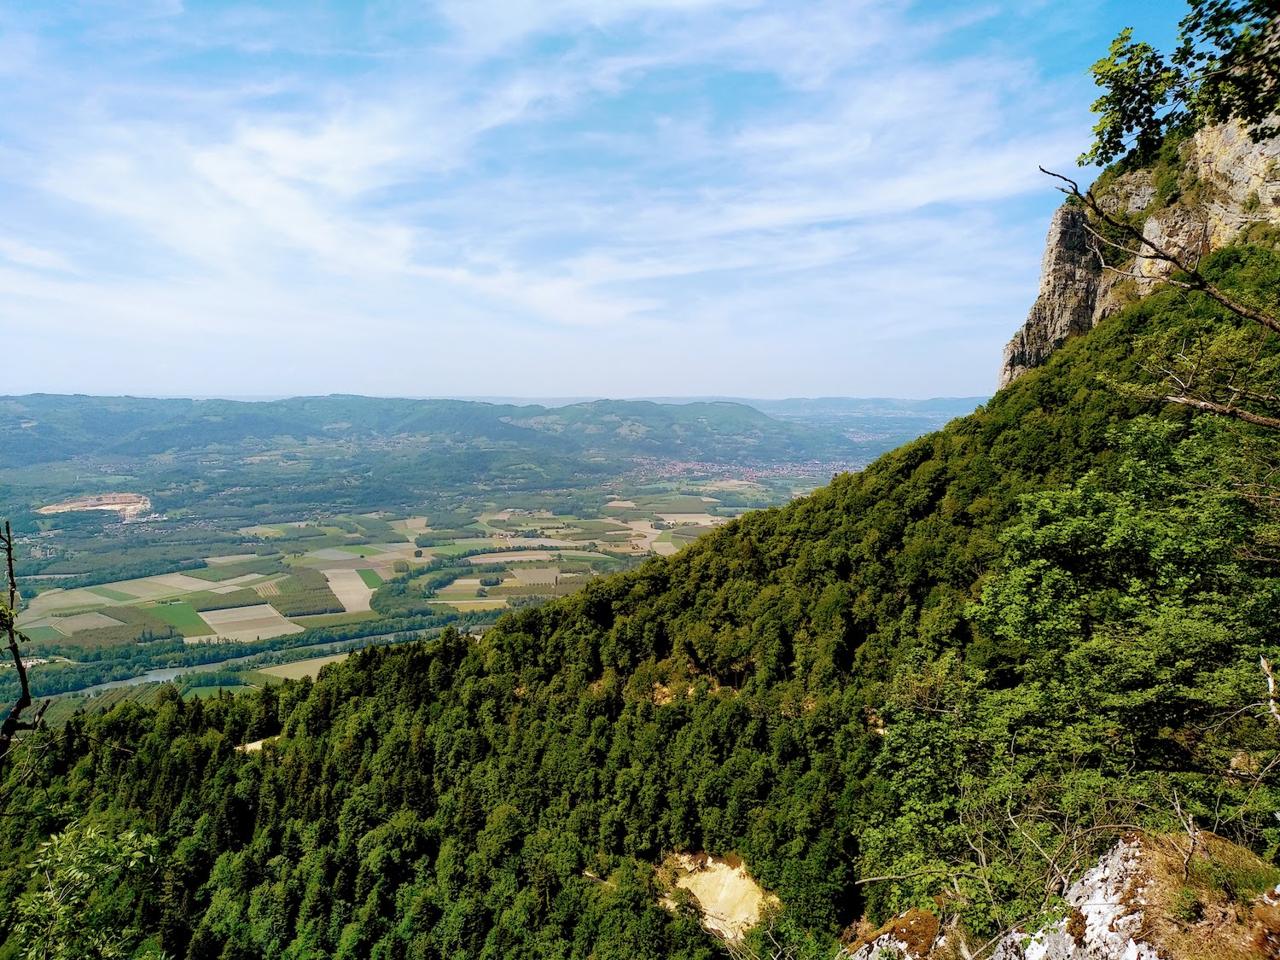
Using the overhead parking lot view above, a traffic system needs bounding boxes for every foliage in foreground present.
[1082,0,1280,166]
[0,823,164,960]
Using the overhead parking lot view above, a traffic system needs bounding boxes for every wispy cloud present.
[0,0,1137,397]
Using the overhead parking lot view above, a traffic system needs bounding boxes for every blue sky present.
[1,0,1176,399]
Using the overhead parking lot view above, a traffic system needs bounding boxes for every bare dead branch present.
[1164,395,1280,429]
[1040,167,1280,338]
[0,521,37,762]
[1262,656,1280,728]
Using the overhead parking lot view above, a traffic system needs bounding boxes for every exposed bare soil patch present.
[662,853,777,942]
[37,493,151,519]
[322,569,374,612]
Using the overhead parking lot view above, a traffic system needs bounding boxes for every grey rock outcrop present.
[989,838,1159,960]
[997,205,1101,387]
[846,838,1160,960]
[845,834,1280,960]
[997,122,1280,388]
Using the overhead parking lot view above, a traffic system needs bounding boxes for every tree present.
[3,823,165,960]
[1083,1,1280,166]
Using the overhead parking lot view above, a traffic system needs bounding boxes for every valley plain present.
[0,393,977,718]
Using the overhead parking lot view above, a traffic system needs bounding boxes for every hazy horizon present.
[2,391,990,406]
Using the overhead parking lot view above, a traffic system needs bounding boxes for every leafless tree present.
[0,521,47,765]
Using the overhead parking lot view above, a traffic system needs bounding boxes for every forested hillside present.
[2,240,1278,958]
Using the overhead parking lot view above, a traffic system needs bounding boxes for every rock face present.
[998,205,1102,387]
[847,839,1157,959]
[845,833,1280,960]
[989,838,1159,960]
[845,909,940,960]
[997,122,1280,388]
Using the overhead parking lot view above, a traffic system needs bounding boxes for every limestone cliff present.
[998,206,1101,386]
[997,123,1280,388]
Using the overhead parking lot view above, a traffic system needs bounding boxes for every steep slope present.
[2,243,1277,959]
[851,833,1280,960]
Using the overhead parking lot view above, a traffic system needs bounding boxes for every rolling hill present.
[0,395,864,467]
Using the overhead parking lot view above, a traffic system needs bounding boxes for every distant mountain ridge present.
[0,393,873,468]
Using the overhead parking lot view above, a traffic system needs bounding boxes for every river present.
[67,631,420,697]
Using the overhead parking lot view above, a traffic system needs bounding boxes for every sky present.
[0,0,1178,400]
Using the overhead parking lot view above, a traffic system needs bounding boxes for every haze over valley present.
[0,391,980,713]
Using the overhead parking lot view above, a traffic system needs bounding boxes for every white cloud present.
[0,0,1107,397]
[433,0,755,58]
[0,237,71,272]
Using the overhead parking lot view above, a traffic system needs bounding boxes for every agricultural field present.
[38,683,172,726]
[254,652,351,682]
[8,489,764,703]
[149,602,213,637]
[1,393,976,726]
[17,495,735,637]
[184,684,253,700]
[323,569,376,613]
[199,604,302,643]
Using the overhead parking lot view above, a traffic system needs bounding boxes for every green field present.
[148,601,212,636]
[669,526,705,546]
[12,479,769,702]
[39,683,169,726]
[87,585,134,601]
[292,611,380,628]
[184,684,252,700]
[427,598,508,612]
[423,539,506,557]
[186,556,282,582]
[22,625,65,642]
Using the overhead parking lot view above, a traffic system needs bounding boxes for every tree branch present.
[1261,656,1280,729]
[855,866,985,885]
[1040,167,1280,337]
[1163,394,1280,429]
[0,521,37,761]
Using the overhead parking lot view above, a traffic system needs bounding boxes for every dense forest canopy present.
[1,241,1279,958]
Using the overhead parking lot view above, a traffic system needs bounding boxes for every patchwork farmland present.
[13,496,737,702]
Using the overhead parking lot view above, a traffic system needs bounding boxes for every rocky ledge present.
[847,833,1280,960]
[998,122,1280,388]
